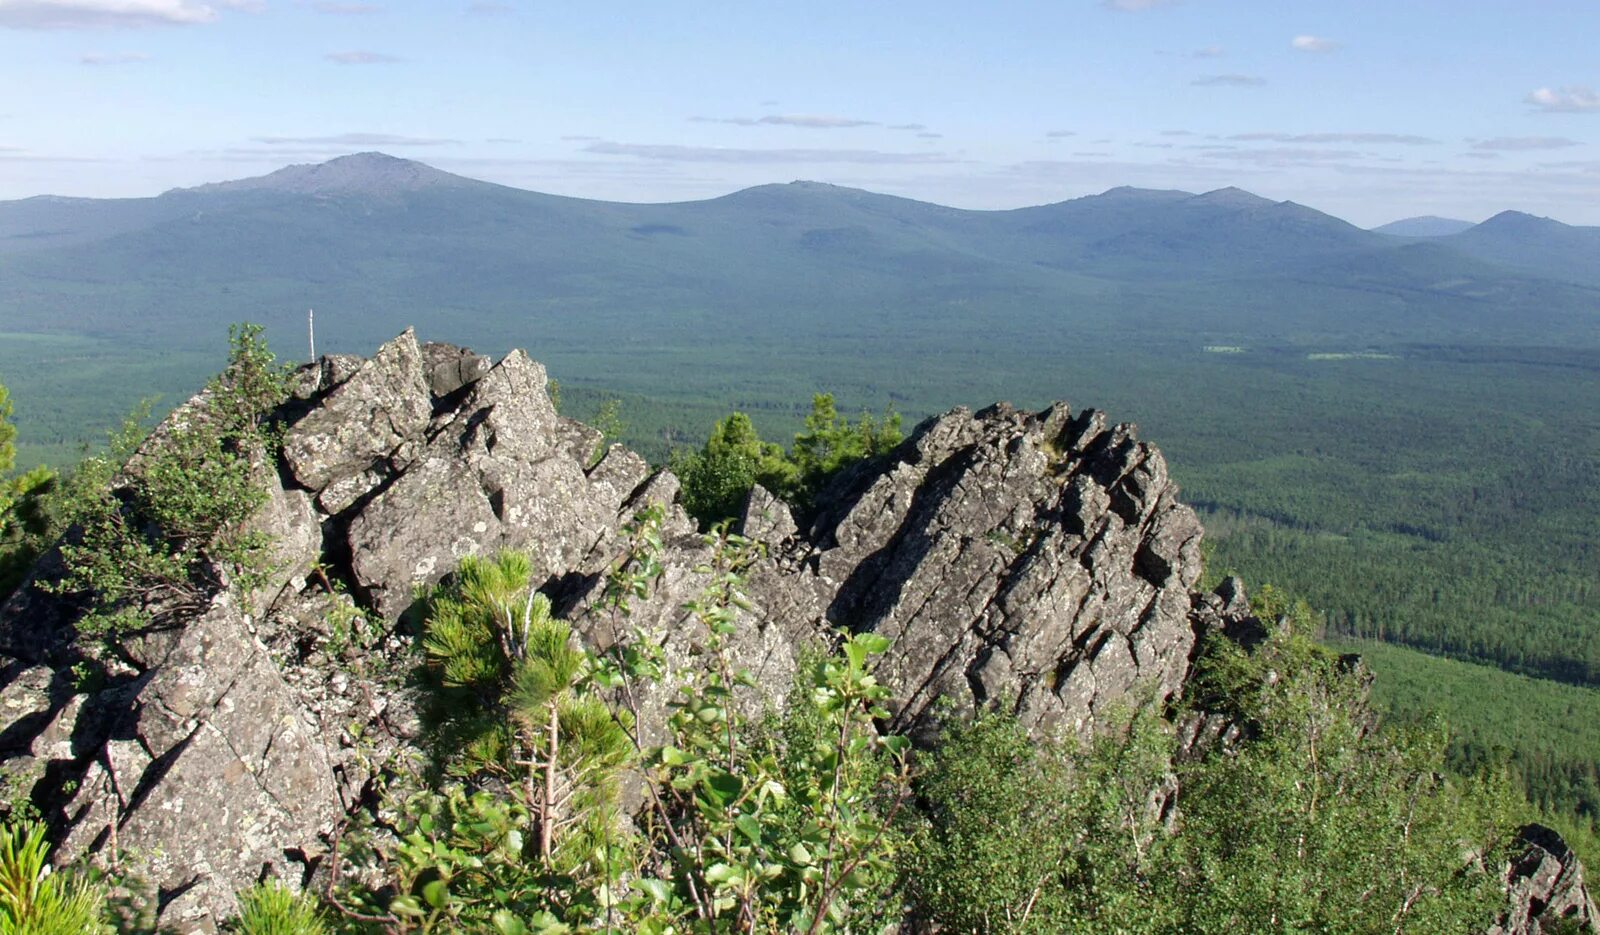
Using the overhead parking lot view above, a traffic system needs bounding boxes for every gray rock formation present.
[737,401,1204,740]
[0,329,1589,933]
[1494,825,1600,934]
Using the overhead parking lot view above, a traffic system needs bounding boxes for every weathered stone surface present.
[239,479,321,617]
[1492,824,1600,934]
[345,350,640,619]
[421,341,493,399]
[282,328,431,493]
[27,597,345,931]
[741,402,1204,739]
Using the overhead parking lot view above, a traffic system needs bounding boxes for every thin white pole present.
[308,308,316,362]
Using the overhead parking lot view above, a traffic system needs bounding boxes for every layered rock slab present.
[740,402,1204,738]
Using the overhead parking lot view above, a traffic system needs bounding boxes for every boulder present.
[281,328,431,493]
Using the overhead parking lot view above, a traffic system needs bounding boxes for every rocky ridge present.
[0,330,1591,933]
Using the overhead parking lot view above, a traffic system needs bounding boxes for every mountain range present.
[2,152,1597,355]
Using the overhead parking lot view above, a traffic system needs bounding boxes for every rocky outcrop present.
[1494,825,1600,934]
[0,330,675,930]
[736,401,1204,740]
[0,329,1590,933]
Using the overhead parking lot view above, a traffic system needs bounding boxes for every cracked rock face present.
[1493,825,1600,934]
[739,401,1204,739]
[0,330,1590,933]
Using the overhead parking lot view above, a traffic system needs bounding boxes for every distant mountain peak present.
[1477,209,1567,232]
[177,152,476,196]
[1373,216,1475,238]
[1189,186,1275,208]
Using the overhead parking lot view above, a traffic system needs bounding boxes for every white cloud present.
[584,141,955,165]
[1472,136,1582,151]
[1525,86,1600,113]
[1291,35,1340,53]
[308,1,381,13]
[1192,74,1267,87]
[326,50,402,64]
[79,49,148,63]
[0,0,221,29]
[690,113,878,129]
[1202,147,1361,165]
[252,132,459,146]
[1045,130,1077,138]
[1230,132,1437,145]
[1192,45,1225,58]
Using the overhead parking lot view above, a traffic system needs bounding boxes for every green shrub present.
[0,379,59,601]
[230,880,327,935]
[336,515,911,934]
[47,324,287,637]
[905,612,1521,934]
[673,395,901,528]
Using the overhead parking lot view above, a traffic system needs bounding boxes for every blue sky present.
[2,0,1598,225]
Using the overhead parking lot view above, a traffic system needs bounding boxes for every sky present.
[1,0,1599,226]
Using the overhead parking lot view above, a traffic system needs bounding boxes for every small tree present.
[674,412,797,526]
[421,552,633,880]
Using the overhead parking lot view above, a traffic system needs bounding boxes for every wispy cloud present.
[584,141,955,165]
[326,50,402,64]
[1230,132,1438,145]
[916,132,943,139]
[252,132,459,146]
[1045,130,1076,138]
[1202,147,1362,165]
[0,152,112,162]
[1192,74,1267,87]
[887,123,926,131]
[1162,130,1196,137]
[1193,45,1225,58]
[80,50,149,64]
[1472,136,1582,151]
[561,134,600,141]
[0,0,223,29]
[1525,86,1600,113]
[1291,35,1340,53]
[689,113,878,128]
